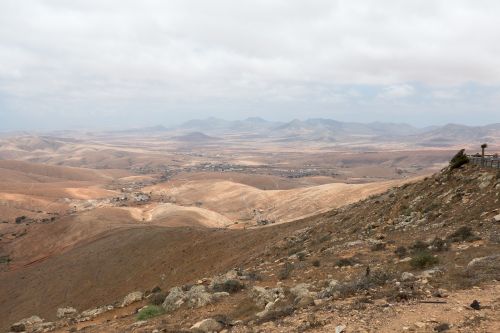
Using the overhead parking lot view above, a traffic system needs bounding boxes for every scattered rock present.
[401,272,415,281]
[186,285,214,308]
[335,324,346,333]
[415,321,426,328]
[10,322,26,332]
[249,286,285,308]
[318,280,340,299]
[467,254,500,268]
[290,283,316,307]
[56,306,77,318]
[162,286,186,312]
[10,316,43,332]
[121,291,144,307]
[80,305,113,319]
[434,323,451,332]
[191,318,223,332]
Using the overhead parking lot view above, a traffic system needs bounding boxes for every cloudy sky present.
[1,0,500,130]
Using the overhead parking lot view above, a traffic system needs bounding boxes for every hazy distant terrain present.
[0,118,499,331]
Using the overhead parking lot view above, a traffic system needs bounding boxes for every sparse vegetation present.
[449,149,469,170]
[410,240,428,252]
[149,292,166,306]
[296,251,307,261]
[430,237,449,252]
[278,262,294,280]
[434,323,451,332]
[136,305,165,321]
[213,279,243,293]
[447,226,479,242]
[0,255,11,264]
[15,216,26,224]
[335,257,357,267]
[337,269,395,297]
[370,242,386,251]
[246,271,263,281]
[312,259,321,267]
[410,251,439,269]
[394,246,408,258]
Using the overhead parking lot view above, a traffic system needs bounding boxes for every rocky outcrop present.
[190,318,223,332]
[162,287,186,312]
[318,280,340,299]
[56,306,77,319]
[249,285,286,309]
[185,285,214,308]
[162,285,229,313]
[10,316,43,332]
[121,291,144,307]
[290,283,316,307]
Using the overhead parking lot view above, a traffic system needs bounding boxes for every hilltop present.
[2,162,499,332]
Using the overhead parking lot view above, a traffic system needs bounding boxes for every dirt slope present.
[147,178,408,225]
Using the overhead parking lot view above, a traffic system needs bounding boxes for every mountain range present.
[172,117,500,145]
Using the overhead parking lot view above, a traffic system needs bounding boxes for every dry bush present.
[212,279,244,293]
[394,246,408,258]
[149,292,166,306]
[447,226,480,242]
[410,251,439,269]
[335,257,357,267]
[278,262,294,280]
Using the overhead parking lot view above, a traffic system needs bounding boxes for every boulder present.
[401,272,415,282]
[10,316,43,332]
[190,318,223,332]
[290,283,316,307]
[335,325,346,333]
[318,280,340,299]
[121,291,144,307]
[249,286,285,308]
[80,305,113,319]
[212,292,230,300]
[209,269,242,291]
[493,214,500,223]
[162,287,186,312]
[56,306,77,318]
[10,322,25,332]
[186,285,213,308]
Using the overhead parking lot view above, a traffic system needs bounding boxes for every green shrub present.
[136,305,165,321]
[449,149,469,170]
[410,251,439,269]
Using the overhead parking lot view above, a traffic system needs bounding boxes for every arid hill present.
[1,162,498,332]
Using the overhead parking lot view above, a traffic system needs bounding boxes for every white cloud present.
[379,84,415,99]
[0,0,500,128]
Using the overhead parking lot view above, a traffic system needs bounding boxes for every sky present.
[1,0,500,130]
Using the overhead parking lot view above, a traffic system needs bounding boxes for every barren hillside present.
[1,163,498,332]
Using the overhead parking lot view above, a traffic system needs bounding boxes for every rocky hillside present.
[6,163,500,333]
